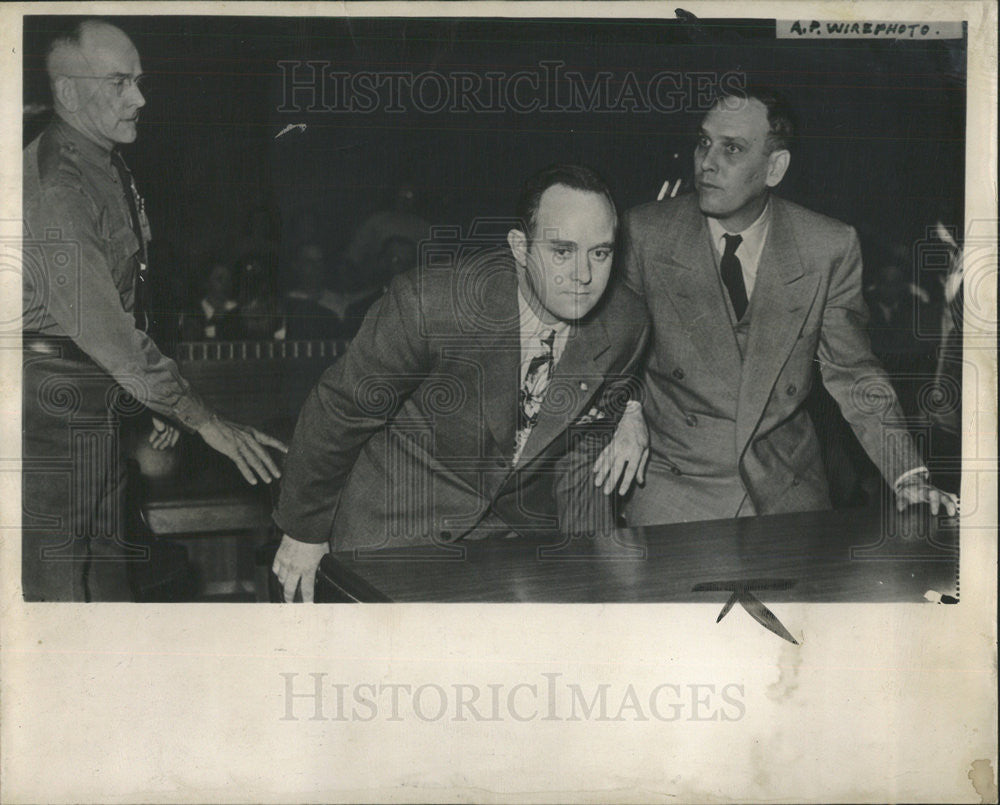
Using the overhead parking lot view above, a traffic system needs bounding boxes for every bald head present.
[46,21,139,89]
[46,20,145,150]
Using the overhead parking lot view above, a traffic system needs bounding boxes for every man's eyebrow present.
[698,128,750,145]
[591,241,614,250]
[542,239,578,248]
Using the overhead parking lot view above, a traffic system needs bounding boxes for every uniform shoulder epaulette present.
[37,127,84,188]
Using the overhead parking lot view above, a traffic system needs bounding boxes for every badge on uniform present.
[133,180,153,243]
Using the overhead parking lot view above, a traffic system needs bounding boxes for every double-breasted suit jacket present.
[622,193,922,525]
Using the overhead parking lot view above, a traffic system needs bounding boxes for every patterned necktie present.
[513,328,557,464]
[111,150,151,332]
[721,233,748,321]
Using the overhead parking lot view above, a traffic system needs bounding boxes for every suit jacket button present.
[786,384,797,395]
[440,530,453,540]
[670,465,682,476]
[672,368,685,380]
[791,478,800,487]
[685,414,697,427]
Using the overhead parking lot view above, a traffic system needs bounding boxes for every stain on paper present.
[766,640,802,701]
[968,759,998,804]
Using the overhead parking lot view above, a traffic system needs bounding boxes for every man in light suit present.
[272,164,650,601]
[616,86,957,525]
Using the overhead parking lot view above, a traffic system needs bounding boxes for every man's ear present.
[765,149,790,187]
[52,76,80,113]
[507,228,528,266]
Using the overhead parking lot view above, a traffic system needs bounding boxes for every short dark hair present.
[515,163,617,240]
[713,83,797,154]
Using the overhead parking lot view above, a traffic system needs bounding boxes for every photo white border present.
[1,2,996,803]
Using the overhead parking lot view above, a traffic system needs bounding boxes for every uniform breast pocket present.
[107,222,140,265]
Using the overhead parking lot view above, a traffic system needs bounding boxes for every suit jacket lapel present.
[515,315,611,468]
[477,263,521,461]
[736,198,821,454]
[652,200,743,385]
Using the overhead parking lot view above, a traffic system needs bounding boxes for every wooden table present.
[314,503,960,604]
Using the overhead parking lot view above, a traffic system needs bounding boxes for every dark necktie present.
[721,233,748,321]
[514,328,557,464]
[110,150,151,331]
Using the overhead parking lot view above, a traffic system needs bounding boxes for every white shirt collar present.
[706,199,771,257]
[517,287,570,340]
[517,286,571,367]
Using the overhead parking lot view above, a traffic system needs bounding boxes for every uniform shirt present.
[23,119,211,431]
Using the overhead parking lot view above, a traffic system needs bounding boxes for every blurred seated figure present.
[283,242,343,341]
[342,182,431,287]
[376,234,419,282]
[930,226,963,436]
[927,223,964,494]
[865,259,934,356]
[324,235,420,339]
[179,260,242,342]
[234,203,281,275]
[864,256,937,421]
[236,253,286,340]
[145,237,186,354]
[283,206,321,267]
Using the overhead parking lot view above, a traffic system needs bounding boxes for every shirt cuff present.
[171,393,213,432]
[894,466,929,490]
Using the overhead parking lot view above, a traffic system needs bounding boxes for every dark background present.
[23,14,966,299]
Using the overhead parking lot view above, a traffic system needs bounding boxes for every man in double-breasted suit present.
[617,87,956,525]
[272,164,650,601]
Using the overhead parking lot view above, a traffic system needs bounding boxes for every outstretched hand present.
[197,415,288,485]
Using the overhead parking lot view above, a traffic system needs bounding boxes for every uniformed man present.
[22,19,287,601]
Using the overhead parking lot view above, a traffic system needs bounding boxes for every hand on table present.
[272,533,329,603]
[593,402,649,496]
[197,415,288,485]
[896,476,959,516]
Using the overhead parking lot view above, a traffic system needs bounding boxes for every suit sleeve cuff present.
[271,510,330,545]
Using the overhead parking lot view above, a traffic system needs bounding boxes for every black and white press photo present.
[16,10,972,605]
[1,3,995,803]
